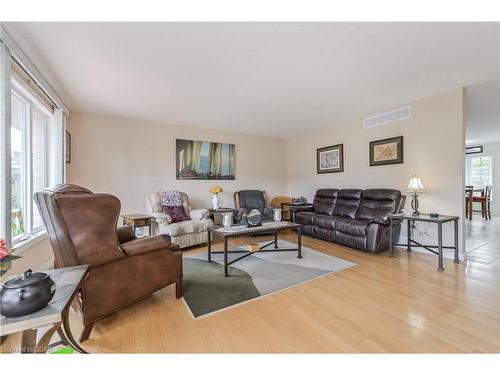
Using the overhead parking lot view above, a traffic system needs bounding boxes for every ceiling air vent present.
[363,106,411,129]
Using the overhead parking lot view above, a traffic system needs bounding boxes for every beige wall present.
[4,237,53,278]
[67,112,287,214]
[286,88,465,254]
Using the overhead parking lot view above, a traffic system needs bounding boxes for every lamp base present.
[411,193,420,216]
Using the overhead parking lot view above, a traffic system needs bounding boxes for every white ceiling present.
[465,79,500,146]
[3,22,500,138]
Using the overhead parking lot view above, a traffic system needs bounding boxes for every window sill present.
[12,231,48,255]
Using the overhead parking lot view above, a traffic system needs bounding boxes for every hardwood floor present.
[2,231,499,353]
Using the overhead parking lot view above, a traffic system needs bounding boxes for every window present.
[10,81,51,243]
[466,155,493,188]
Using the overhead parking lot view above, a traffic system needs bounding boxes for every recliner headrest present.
[42,184,93,195]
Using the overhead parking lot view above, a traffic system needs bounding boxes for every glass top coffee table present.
[208,222,303,277]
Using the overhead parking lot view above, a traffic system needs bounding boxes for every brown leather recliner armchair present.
[34,184,183,342]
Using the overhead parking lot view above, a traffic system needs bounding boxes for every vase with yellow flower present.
[209,185,223,209]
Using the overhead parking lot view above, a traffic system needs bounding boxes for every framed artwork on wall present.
[317,143,344,174]
[369,136,404,166]
[65,130,71,164]
[176,139,235,180]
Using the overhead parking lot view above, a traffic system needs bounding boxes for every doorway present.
[464,79,500,265]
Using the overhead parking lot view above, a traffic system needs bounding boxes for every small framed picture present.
[65,130,71,163]
[317,144,344,174]
[369,136,403,166]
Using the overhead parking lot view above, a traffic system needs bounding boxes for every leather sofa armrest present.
[120,234,177,257]
[190,208,209,220]
[117,226,137,244]
[372,216,403,226]
[372,217,390,225]
[289,205,313,213]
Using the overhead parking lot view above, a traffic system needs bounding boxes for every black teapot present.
[0,269,56,318]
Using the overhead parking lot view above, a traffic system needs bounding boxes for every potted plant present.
[0,239,21,277]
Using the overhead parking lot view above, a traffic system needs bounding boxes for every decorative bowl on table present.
[246,209,262,227]
[0,269,56,318]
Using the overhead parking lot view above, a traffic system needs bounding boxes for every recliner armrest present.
[150,212,171,224]
[190,208,209,220]
[117,226,137,244]
[120,234,177,256]
[235,207,248,223]
[263,207,275,216]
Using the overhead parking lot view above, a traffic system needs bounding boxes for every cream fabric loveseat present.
[146,191,213,249]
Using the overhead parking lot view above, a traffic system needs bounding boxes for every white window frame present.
[466,155,493,186]
[11,79,51,245]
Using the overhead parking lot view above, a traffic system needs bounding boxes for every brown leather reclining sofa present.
[34,184,183,342]
[291,189,405,253]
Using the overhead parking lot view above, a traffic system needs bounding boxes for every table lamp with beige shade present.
[407,175,425,216]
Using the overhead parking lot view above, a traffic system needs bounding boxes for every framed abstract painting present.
[317,143,344,174]
[176,139,235,180]
[369,136,404,166]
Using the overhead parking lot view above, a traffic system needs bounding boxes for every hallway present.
[465,216,500,265]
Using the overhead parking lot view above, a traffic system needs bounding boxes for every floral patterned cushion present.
[160,191,183,207]
[162,205,190,223]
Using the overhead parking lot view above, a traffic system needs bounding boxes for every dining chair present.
[472,185,492,220]
[465,186,474,220]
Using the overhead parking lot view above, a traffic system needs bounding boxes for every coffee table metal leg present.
[453,219,459,263]
[297,227,302,259]
[438,222,444,271]
[224,237,229,277]
[274,231,278,249]
[207,230,212,262]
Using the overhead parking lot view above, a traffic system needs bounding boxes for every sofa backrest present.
[313,189,339,215]
[332,189,362,218]
[234,190,267,212]
[146,191,190,214]
[34,184,126,269]
[356,189,402,221]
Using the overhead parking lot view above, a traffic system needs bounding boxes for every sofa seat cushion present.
[313,214,336,229]
[164,218,213,237]
[334,217,370,237]
[295,211,315,225]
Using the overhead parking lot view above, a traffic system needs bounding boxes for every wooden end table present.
[121,214,153,236]
[0,265,89,354]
